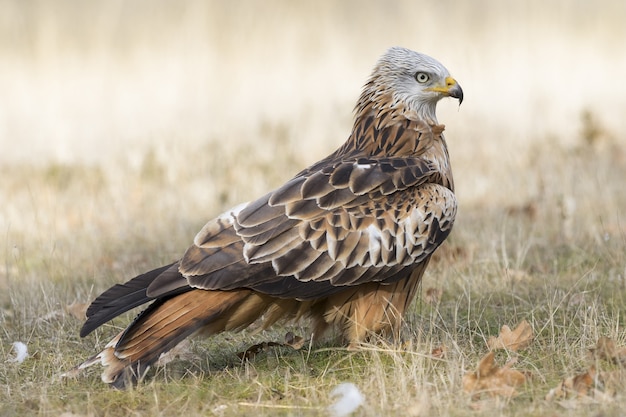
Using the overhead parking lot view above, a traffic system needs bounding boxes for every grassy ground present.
[1,1,626,416]
[1,121,625,416]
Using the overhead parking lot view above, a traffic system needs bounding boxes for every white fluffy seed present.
[8,341,28,364]
[328,382,365,416]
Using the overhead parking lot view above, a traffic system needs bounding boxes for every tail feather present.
[118,291,241,355]
[78,265,428,387]
[80,262,182,337]
[83,289,281,387]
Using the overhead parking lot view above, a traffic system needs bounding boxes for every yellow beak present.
[427,77,463,104]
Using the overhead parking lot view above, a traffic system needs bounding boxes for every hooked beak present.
[427,76,463,105]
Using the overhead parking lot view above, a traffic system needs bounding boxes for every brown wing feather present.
[178,157,455,298]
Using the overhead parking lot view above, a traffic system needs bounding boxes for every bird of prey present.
[78,47,463,387]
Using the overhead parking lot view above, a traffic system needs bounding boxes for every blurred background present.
[1,2,625,411]
[0,0,624,228]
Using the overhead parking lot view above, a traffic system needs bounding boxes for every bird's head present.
[359,47,463,125]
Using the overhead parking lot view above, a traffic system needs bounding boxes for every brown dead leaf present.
[284,331,305,350]
[424,288,442,305]
[430,345,446,359]
[463,351,528,399]
[65,302,89,320]
[589,337,626,366]
[487,320,533,352]
[546,364,626,403]
[545,366,596,401]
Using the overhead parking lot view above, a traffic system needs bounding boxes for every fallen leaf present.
[589,337,626,366]
[487,320,533,352]
[463,351,527,399]
[65,302,89,320]
[430,345,446,359]
[546,366,625,404]
[545,367,596,401]
[284,331,305,350]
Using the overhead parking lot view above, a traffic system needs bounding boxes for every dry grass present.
[2,1,626,416]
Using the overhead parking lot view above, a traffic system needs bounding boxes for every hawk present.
[78,47,463,387]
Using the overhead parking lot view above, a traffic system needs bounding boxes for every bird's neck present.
[333,95,454,190]
[344,94,445,156]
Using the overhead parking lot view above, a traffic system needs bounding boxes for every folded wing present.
[145,156,456,300]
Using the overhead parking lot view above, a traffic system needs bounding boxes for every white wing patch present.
[366,223,383,266]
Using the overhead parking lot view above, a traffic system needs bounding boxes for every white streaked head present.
[365,47,463,122]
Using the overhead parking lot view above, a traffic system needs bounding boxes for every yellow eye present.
[415,72,430,83]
